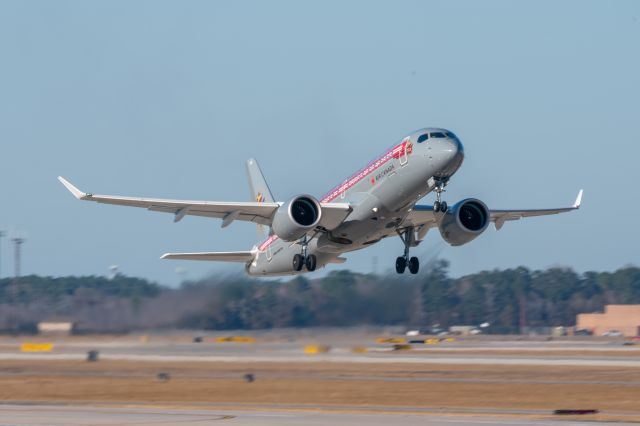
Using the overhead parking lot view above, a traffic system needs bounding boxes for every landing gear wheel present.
[293,254,304,272]
[408,256,420,274]
[433,178,449,213]
[395,256,407,274]
[305,254,317,272]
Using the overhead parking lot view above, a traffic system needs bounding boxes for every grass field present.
[2,359,640,416]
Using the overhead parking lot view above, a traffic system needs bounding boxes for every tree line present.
[1,261,639,333]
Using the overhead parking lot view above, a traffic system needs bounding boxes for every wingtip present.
[57,176,87,199]
[573,189,584,208]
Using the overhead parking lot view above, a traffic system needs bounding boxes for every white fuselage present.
[246,128,464,276]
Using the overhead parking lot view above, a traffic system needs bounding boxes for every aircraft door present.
[397,137,411,167]
[399,143,409,166]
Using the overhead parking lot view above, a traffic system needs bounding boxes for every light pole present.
[11,236,25,304]
[12,237,25,278]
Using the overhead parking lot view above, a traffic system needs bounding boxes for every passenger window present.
[417,134,429,143]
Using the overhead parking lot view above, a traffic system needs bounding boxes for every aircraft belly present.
[247,239,337,276]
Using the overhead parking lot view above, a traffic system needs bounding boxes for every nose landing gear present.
[395,227,420,274]
[432,178,449,213]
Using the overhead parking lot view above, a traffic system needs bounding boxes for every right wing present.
[58,176,279,226]
[58,176,351,230]
[161,251,255,262]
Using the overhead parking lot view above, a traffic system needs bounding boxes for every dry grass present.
[1,360,640,413]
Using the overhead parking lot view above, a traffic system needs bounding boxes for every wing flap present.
[161,251,255,262]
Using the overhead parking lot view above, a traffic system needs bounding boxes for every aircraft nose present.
[453,137,464,161]
[434,136,464,177]
[449,137,464,168]
[443,137,463,160]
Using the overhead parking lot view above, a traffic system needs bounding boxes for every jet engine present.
[438,199,490,246]
[271,195,322,241]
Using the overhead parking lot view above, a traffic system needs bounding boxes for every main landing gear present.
[293,253,317,272]
[293,236,317,272]
[432,178,449,213]
[396,227,419,274]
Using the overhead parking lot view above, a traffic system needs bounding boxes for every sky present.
[0,0,638,286]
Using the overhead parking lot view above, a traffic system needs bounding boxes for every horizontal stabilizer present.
[161,251,255,262]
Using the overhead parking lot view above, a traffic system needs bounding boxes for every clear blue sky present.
[1,0,638,285]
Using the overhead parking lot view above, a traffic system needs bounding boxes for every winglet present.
[57,176,89,200]
[573,189,584,209]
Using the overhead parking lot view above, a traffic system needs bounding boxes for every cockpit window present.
[445,131,458,139]
[417,133,429,143]
[430,132,446,138]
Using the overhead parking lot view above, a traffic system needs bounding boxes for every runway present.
[0,405,636,426]
[3,352,640,368]
[2,334,640,422]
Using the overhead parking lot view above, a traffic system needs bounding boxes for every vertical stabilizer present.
[246,158,275,203]
[246,159,275,237]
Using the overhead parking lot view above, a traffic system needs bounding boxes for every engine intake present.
[438,199,490,246]
[272,195,321,241]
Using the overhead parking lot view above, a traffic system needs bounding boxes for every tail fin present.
[246,159,275,236]
[246,158,275,203]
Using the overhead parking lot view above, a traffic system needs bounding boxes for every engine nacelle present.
[438,199,490,246]
[271,195,322,241]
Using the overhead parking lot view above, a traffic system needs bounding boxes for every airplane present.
[58,128,583,276]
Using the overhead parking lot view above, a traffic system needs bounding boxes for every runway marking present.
[2,405,638,426]
[3,353,640,368]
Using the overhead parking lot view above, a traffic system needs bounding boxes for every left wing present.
[403,190,583,235]
[490,189,583,230]
[58,176,351,230]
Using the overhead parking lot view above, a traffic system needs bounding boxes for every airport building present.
[37,321,74,335]
[576,304,640,336]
